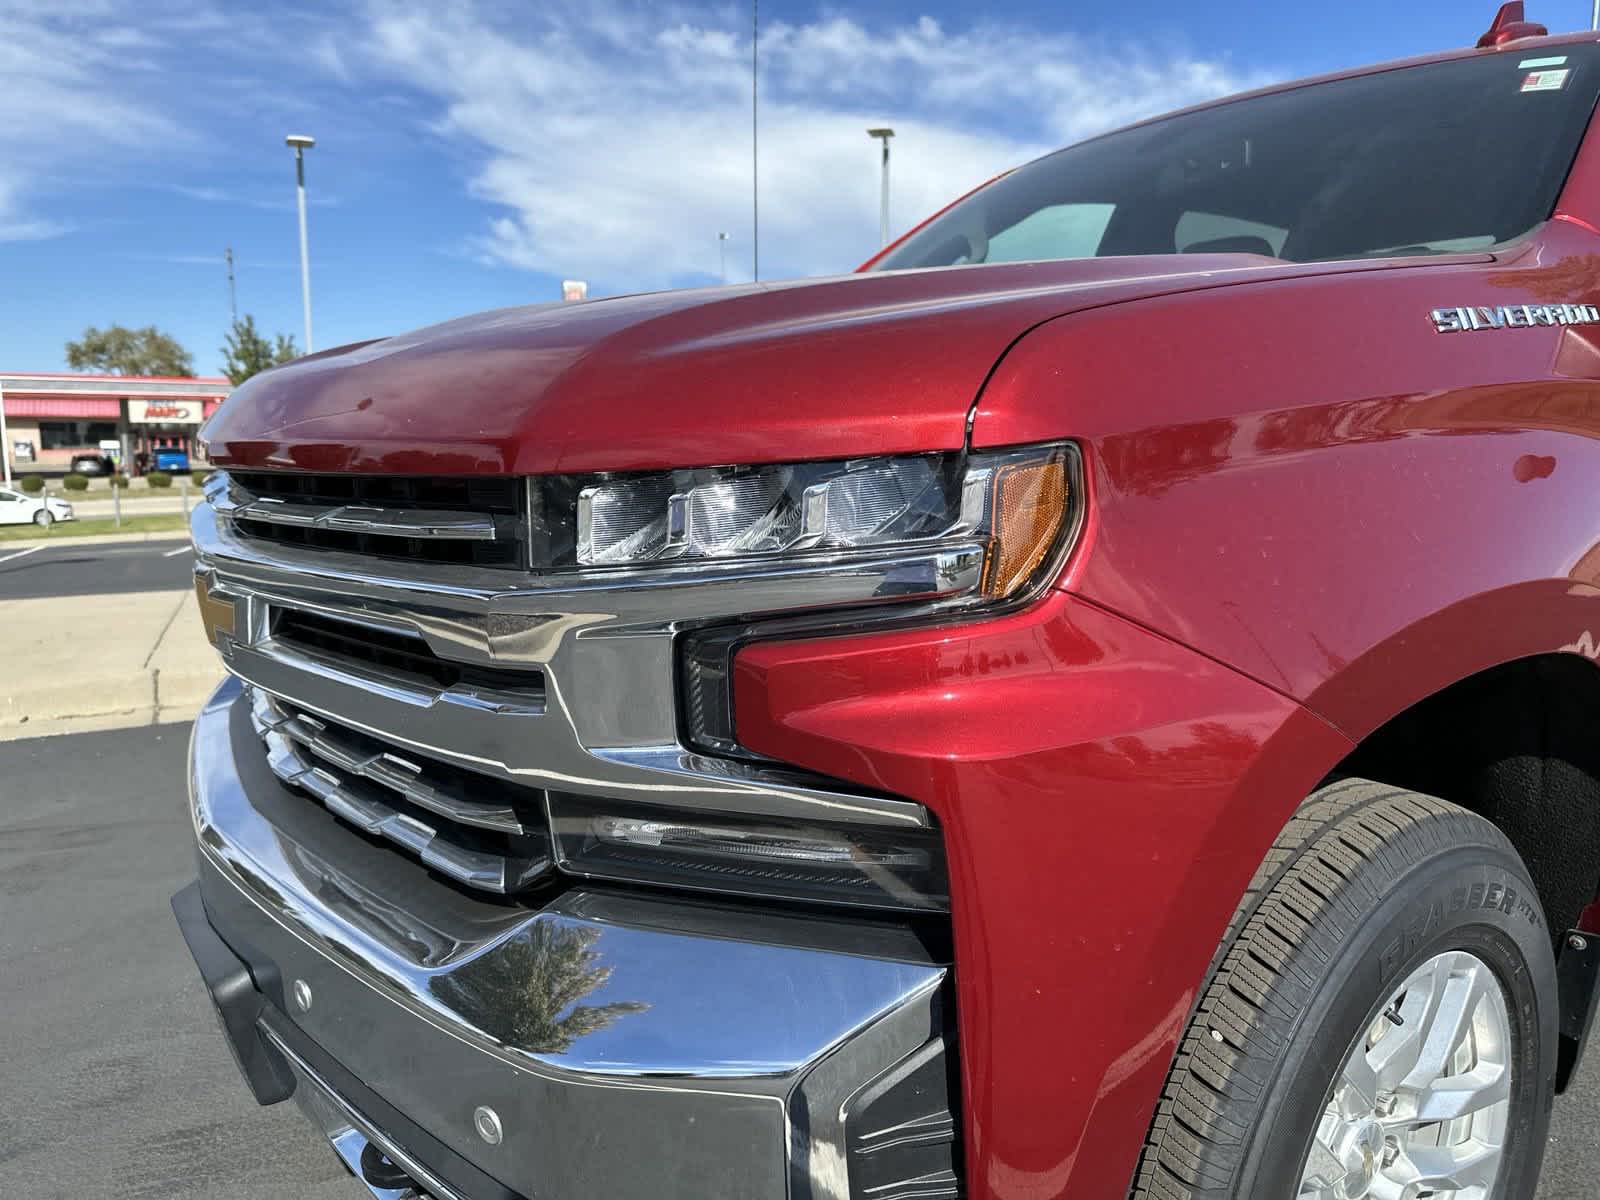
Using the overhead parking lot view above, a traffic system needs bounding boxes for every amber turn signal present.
[982,457,1070,598]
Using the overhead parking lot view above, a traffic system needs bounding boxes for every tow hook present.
[360,1142,421,1192]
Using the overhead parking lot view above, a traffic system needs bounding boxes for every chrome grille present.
[249,688,552,893]
[223,471,527,570]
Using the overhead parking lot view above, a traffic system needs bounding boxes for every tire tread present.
[1129,778,1521,1198]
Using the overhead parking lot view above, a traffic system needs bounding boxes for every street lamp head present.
[285,134,316,150]
[867,127,895,140]
[718,231,730,241]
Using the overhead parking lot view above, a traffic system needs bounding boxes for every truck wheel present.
[33,509,52,527]
[1132,779,1557,1199]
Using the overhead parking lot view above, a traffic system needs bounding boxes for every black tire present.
[33,509,51,527]
[1132,779,1558,1199]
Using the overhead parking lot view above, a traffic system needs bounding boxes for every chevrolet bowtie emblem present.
[195,574,237,647]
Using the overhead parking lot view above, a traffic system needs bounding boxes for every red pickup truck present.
[174,6,1600,1197]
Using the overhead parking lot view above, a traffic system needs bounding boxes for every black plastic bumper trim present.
[171,881,295,1105]
[173,877,524,1200]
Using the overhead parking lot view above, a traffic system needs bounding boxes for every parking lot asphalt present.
[1,722,1597,1199]
[0,724,351,1199]
[0,538,193,600]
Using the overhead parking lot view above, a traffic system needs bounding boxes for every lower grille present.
[272,609,546,699]
[249,689,551,894]
[845,1037,962,1200]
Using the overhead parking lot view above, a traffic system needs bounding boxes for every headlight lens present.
[539,443,1076,602]
[574,454,961,565]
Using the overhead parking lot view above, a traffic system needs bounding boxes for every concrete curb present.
[0,670,218,740]
[0,588,222,741]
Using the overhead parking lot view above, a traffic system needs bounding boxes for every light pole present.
[718,232,730,284]
[868,127,894,248]
[0,379,10,486]
[286,134,316,352]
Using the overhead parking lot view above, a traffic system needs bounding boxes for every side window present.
[0,491,17,503]
[1176,211,1289,257]
[985,203,1115,264]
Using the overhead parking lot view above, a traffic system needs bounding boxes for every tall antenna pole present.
[1593,0,1598,31]
[225,246,237,324]
[752,0,759,282]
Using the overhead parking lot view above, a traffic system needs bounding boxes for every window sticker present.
[1519,56,1569,69]
[1522,68,1571,93]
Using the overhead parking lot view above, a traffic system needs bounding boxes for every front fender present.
[970,221,1600,740]
[733,590,1354,1199]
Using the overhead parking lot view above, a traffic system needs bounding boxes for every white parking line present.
[162,545,191,558]
[0,545,46,565]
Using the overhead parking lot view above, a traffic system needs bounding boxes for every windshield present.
[873,45,1600,271]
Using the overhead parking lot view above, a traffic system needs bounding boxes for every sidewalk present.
[0,588,224,739]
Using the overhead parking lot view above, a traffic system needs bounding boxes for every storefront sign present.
[13,440,33,462]
[128,399,204,425]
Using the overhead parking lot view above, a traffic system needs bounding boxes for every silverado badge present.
[1431,303,1600,332]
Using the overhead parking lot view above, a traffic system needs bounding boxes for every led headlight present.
[536,443,1078,602]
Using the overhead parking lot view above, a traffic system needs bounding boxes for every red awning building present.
[0,372,231,476]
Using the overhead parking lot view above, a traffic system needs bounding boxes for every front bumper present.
[175,677,956,1199]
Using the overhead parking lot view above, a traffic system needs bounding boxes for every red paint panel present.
[201,255,1410,476]
[1,396,121,418]
[734,591,1352,1199]
[973,220,1600,738]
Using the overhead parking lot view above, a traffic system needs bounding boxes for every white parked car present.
[0,487,74,527]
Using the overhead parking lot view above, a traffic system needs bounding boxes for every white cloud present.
[0,1,188,240]
[358,2,1275,287]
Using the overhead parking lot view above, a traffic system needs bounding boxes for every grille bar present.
[250,690,551,894]
[237,500,498,541]
[220,471,527,570]
[251,690,527,834]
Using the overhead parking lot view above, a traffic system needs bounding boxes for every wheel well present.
[1333,653,1600,950]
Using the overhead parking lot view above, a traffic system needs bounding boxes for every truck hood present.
[202,254,1374,476]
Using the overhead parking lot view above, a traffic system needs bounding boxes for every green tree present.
[220,315,300,385]
[65,325,194,376]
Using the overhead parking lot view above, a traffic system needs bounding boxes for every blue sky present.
[4,0,1597,375]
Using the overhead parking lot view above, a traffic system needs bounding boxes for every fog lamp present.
[548,792,949,911]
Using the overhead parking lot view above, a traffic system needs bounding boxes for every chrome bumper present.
[181,677,955,1199]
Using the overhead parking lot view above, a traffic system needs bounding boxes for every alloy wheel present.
[1297,950,1512,1200]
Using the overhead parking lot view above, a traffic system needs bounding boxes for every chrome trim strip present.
[222,492,500,542]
